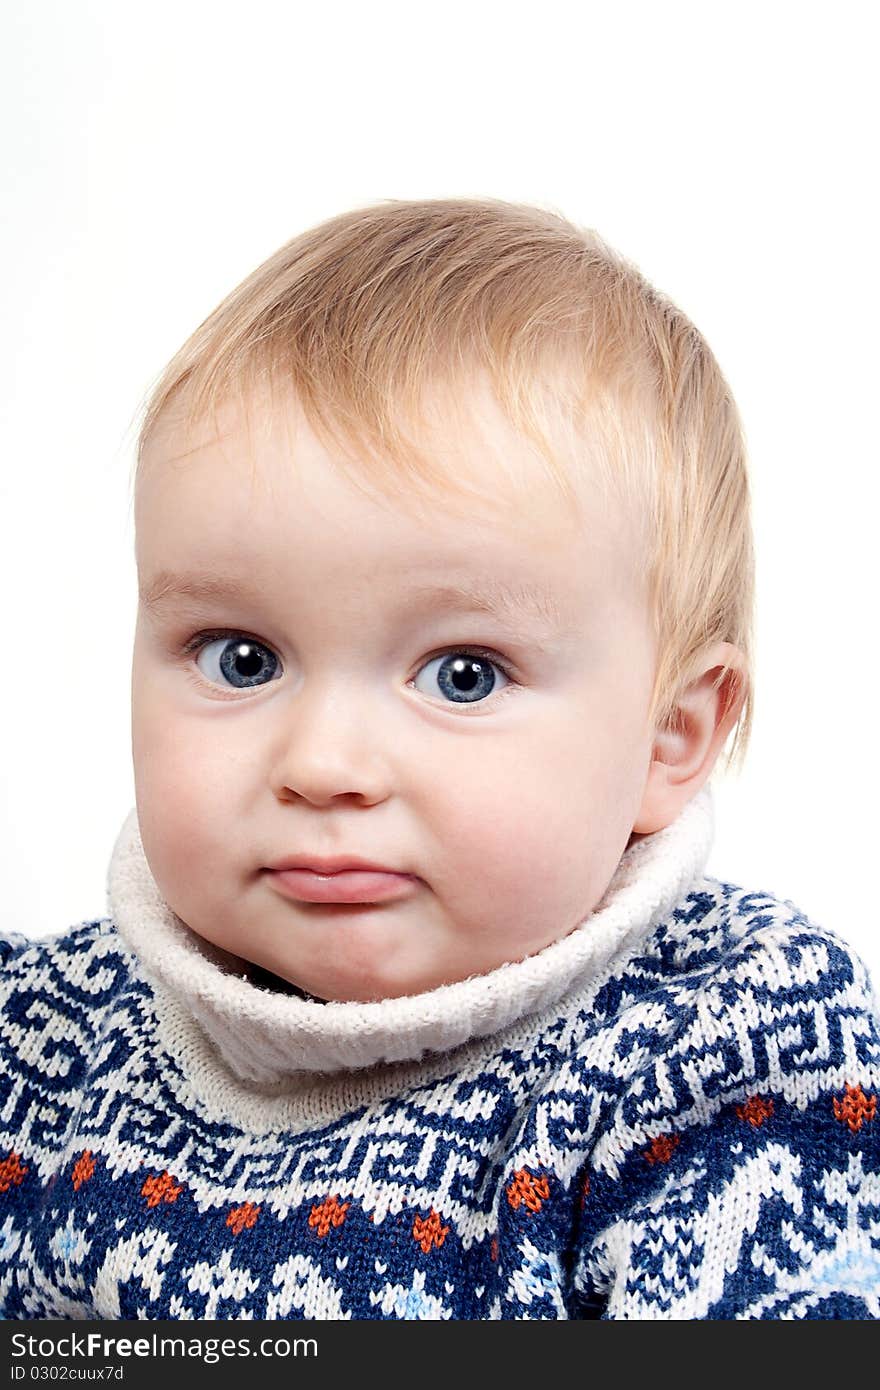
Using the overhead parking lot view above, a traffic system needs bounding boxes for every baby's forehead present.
[145,371,637,519]
[137,377,651,613]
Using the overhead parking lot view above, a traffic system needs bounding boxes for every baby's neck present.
[245,960,326,1003]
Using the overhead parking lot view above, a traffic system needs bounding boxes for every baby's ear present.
[632,642,747,834]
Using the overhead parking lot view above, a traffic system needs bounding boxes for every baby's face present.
[131,381,658,1002]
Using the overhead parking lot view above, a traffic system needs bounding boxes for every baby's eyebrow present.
[139,571,259,614]
[405,579,562,629]
[140,570,563,629]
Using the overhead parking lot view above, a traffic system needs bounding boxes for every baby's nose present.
[267,682,393,808]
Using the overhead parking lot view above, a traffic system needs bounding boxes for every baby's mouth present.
[265,866,419,905]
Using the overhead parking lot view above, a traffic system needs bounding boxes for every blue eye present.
[413,651,509,705]
[194,636,281,689]
[187,634,511,704]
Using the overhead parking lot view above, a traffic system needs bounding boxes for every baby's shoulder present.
[641,875,876,1014]
[0,918,135,1001]
[612,878,880,1107]
[568,881,880,1167]
[574,878,880,1097]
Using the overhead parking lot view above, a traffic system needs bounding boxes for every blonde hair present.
[136,197,755,773]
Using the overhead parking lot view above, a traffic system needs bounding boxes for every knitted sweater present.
[1,789,878,1320]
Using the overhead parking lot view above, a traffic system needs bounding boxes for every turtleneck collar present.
[106,786,714,1084]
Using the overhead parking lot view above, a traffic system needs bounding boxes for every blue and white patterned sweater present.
[1,791,879,1320]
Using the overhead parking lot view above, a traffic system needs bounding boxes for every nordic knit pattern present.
[1,792,879,1320]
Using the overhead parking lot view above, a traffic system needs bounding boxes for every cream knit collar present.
[106,786,714,1085]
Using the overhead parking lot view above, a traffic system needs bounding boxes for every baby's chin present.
[178,928,426,1003]
[232,932,575,1005]
[232,952,486,1005]
[178,899,586,1003]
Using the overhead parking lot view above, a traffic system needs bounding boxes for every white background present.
[1,2,878,981]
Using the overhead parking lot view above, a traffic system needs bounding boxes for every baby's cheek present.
[429,726,627,958]
[435,765,584,911]
[133,721,225,893]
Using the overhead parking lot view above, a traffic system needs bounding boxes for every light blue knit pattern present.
[1,878,879,1319]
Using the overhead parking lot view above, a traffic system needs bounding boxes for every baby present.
[2,198,878,1320]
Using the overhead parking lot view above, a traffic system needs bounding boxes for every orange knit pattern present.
[309,1194,350,1236]
[644,1133,680,1165]
[506,1168,550,1213]
[71,1151,96,1190]
[832,1084,877,1134]
[736,1096,775,1128]
[412,1208,450,1253]
[0,1151,27,1194]
[141,1171,183,1208]
[227,1202,261,1235]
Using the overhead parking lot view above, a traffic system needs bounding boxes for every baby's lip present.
[266,853,407,875]
[266,862,419,905]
